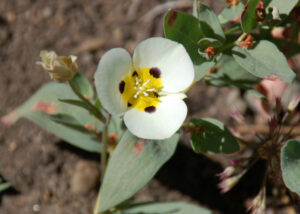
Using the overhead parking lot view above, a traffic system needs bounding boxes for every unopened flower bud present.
[218,176,239,193]
[256,1,266,22]
[288,95,300,112]
[217,166,235,180]
[218,170,246,193]
[239,34,254,48]
[36,50,78,82]
[248,188,266,214]
[271,7,281,21]
[204,46,216,57]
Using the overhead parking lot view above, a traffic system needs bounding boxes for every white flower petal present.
[124,95,187,139]
[95,48,132,115]
[133,37,194,93]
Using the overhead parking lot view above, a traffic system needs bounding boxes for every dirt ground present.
[0,0,299,214]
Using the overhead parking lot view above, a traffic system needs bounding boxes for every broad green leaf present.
[164,10,219,65]
[218,3,245,24]
[190,118,239,154]
[69,72,94,99]
[241,0,260,33]
[2,82,102,153]
[122,202,212,214]
[98,131,180,212]
[193,1,225,41]
[265,0,298,15]
[272,38,300,58]
[232,40,295,83]
[281,140,300,196]
[0,182,11,193]
[206,54,260,88]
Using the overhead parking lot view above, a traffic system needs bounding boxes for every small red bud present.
[240,34,254,48]
[256,1,266,22]
[204,46,216,57]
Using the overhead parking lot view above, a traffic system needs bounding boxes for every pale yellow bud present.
[36,50,78,82]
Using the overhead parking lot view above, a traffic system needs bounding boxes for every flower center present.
[119,67,162,113]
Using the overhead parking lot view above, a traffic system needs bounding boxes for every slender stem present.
[101,114,111,181]
[68,80,106,123]
[225,25,241,35]
[219,41,236,52]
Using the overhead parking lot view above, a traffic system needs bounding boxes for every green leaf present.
[198,38,223,49]
[265,0,298,15]
[271,38,300,58]
[248,89,267,100]
[69,72,94,99]
[0,182,11,193]
[193,1,225,41]
[218,3,245,24]
[164,10,219,65]
[50,113,91,133]
[232,40,295,83]
[98,131,180,212]
[2,82,102,153]
[122,201,212,214]
[190,118,239,154]
[59,99,94,112]
[206,54,260,88]
[281,140,300,196]
[241,0,260,33]
[195,61,215,81]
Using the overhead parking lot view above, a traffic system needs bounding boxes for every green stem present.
[219,41,236,52]
[101,114,111,181]
[219,32,248,52]
[68,80,106,123]
[225,25,241,35]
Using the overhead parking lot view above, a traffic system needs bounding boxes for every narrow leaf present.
[50,113,91,133]
[190,118,239,154]
[0,182,11,193]
[59,99,94,112]
[98,131,180,212]
[123,201,212,214]
[2,82,103,153]
[26,112,101,153]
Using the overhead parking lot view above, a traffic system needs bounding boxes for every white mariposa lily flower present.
[95,37,194,139]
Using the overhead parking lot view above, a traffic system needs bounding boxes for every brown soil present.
[0,0,299,214]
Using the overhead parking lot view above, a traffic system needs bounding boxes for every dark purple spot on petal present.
[153,92,159,98]
[132,71,138,77]
[144,106,156,113]
[127,102,132,107]
[119,80,125,94]
[149,67,161,78]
